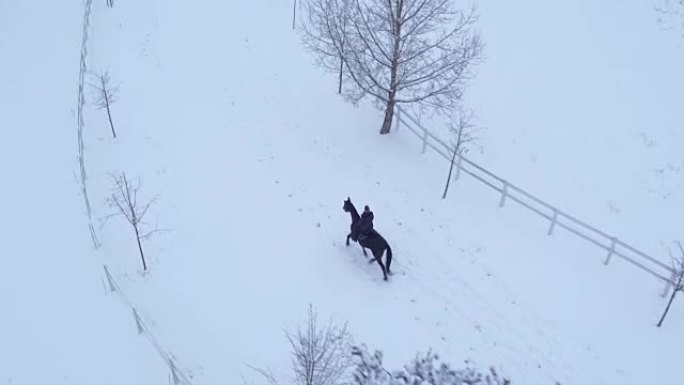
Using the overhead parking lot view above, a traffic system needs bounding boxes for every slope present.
[2,0,683,384]
[75,1,684,385]
[0,1,174,383]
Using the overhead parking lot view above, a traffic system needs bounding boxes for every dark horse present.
[343,197,393,280]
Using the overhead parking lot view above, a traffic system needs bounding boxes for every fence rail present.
[395,105,675,293]
[77,0,99,249]
[103,266,193,385]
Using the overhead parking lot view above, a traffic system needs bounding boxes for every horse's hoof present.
[368,259,375,264]
[383,276,388,281]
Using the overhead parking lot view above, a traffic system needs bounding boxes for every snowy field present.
[1,0,684,384]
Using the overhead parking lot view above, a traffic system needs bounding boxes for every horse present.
[343,197,393,280]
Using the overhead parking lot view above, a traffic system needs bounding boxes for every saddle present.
[357,229,378,242]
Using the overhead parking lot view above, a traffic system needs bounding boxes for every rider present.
[356,205,374,241]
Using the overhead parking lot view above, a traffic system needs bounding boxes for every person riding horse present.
[343,198,393,280]
[354,205,374,241]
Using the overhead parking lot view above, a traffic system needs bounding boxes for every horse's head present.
[342,197,356,213]
[343,197,353,213]
[343,197,361,222]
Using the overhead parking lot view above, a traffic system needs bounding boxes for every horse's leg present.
[385,247,392,274]
[373,250,388,281]
[346,233,351,246]
[357,240,369,258]
[361,243,372,261]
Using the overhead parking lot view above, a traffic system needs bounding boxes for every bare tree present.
[249,366,281,385]
[91,71,119,138]
[657,241,684,327]
[300,0,352,93]
[341,0,483,134]
[251,305,351,385]
[351,345,510,385]
[287,305,351,385]
[442,107,478,199]
[105,172,159,271]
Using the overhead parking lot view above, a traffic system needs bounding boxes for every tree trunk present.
[443,124,464,198]
[106,104,116,138]
[292,0,297,30]
[339,13,347,94]
[657,290,677,327]
[380,0,403,135]
[338,57,344,94]
[134,226,148,271]
[442,147,458,199]
[380,98,395,134]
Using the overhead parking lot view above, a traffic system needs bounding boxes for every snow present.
[1,0,683,384]
[0,2,167,383]
[467,0,684,255]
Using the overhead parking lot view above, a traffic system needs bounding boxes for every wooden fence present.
[103,266,193,384]
[395,105,675,294]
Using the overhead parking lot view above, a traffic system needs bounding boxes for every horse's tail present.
[385,244,393,271]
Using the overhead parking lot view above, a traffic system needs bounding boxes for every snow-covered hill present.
[2,0,683,384]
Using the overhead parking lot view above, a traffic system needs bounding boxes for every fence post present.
[103,265,116,292]
[421,128,428,154]
[170,361,181,385]
[661,268,677,297]
[132,308,144,334]
[547,209,559,235]
[454,154,463,181]
[604,237,617,265]
[499,181,509,207]
[661,279,672,298]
